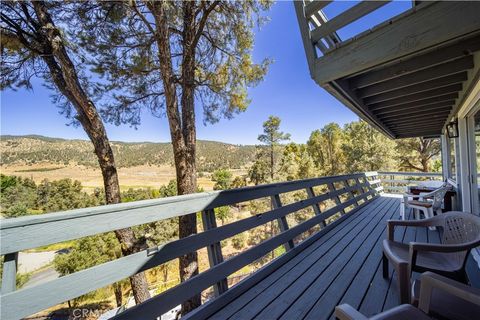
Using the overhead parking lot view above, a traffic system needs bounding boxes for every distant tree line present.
[246,117,441,186]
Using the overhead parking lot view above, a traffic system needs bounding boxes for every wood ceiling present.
[344,39,479,138]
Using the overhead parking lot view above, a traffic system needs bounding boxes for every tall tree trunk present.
[421,158,430,172]
[178,1,201,314]
[270,142,274,181]
[148,1,201,314]
[32,1,150,304]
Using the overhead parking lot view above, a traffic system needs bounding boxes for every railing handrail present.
[0,172,382,320]
[0,172,370,255]
[378,171,444,194]
[378,171,442,177]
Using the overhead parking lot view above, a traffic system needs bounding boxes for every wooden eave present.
[295,0,480,139]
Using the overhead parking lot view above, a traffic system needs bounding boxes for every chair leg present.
[397,263,411,304]
[427,208,436,230]
[382,253,389,279]
[422,207,429,219]
[414,208,420,220]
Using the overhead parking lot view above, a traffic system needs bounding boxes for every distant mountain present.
[0,135,257,172]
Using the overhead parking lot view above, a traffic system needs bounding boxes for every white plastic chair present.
[401,184,450,221]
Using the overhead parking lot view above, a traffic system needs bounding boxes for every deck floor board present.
[231,199,393,320]
[203,196,440,320]
[209,197,388,320]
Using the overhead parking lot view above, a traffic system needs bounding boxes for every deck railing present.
[378,171,443,194]
[0,172,382,320]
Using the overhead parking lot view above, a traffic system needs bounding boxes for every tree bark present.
[270,142,274,181]
[32,1,150,304]
[178,1,202,314]
[147,1,201,314]
[113,282,123,307]
[145,0,221,314]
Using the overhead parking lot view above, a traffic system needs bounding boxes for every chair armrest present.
[386,217,443,240]
[403,193,417,197]
[419,190,435,198]
[403,193,419,200]
[418,272,480,314]
[410,241,480,253]
[418,192,434,201]
[334,304,368,320]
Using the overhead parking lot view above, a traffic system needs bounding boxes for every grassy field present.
[1,163,249,192]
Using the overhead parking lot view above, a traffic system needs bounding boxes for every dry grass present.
[1,163,216,192]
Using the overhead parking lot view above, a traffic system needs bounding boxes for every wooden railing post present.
[201,209,228,296]
[271,195,295,251]
[1,252,18,294]
[366,172,383,195]
[327,182,346,215]
[343,179,359,207]
[306,187,326,227]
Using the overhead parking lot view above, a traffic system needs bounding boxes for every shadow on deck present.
[189,196,440,320]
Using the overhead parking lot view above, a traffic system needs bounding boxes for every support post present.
[343,179,359,207]
[1,252,18,294]
[457,117,472,212]
[201,209,228,296]
[441,134,450,181]
[327,182,346,215]
[305,187,326,227]
[271,194,294,250]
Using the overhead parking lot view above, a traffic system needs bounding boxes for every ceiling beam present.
[374,100,455,116]
[391,125,445,133]
[348,36,480,88]
[313,1,480,85]
[392,129,444,136]
[356,56,473,98]
[391,128,445,136]
[323,80,396,138]
[396,132,442,138]
[311,1,390,43]
[388,119,447,128]
[383,114,450,125]
[365,85,461,109]
[369,94,457,111]
[362,73,467,105]
[394,130,443,137]
[380,111,448,123]
[393,125,444,132]
[382,111,450,122]
[395,130,442,137]
[377,106,452,120]
[443,50,480,131]
[394,123,444,129]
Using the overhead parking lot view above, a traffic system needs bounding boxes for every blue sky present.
[0,1,410,145]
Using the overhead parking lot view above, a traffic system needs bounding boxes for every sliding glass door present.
[471,112,480,213]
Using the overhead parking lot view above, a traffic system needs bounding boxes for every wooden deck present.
[198,196,440,320]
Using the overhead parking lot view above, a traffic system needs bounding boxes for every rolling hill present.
[0,135,257,172]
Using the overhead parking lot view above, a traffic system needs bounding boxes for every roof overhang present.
[295,1,480,139]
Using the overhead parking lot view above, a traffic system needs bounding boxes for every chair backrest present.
[441,212,480,245]
[431,185,450,209]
